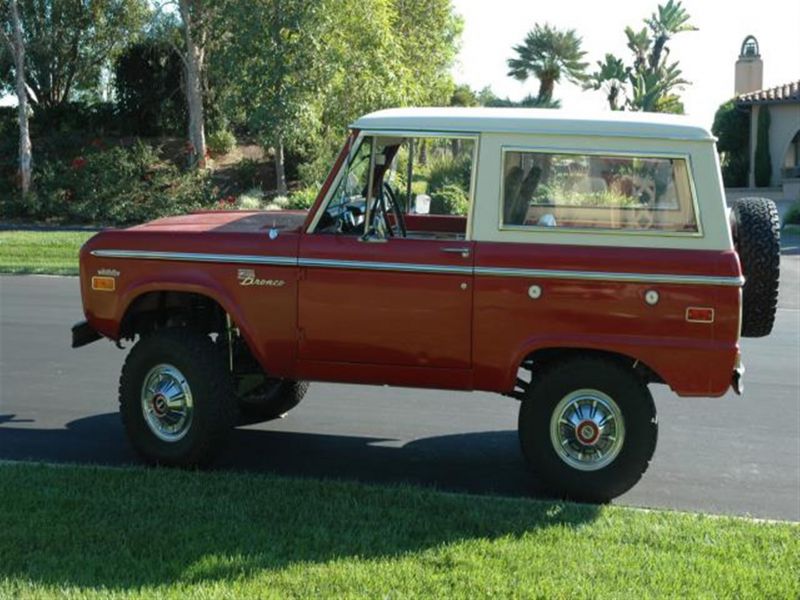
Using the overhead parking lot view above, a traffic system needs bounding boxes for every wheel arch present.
[508,343,665,395]
[116,283,268,373]
[119,288,228,337]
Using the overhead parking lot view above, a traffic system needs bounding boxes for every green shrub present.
[264,196,290,211]
[233,158,262,189]
[430,184,469,215]
[427,153,472,196]
[1,141,218,225]
[411,180,428,196]
[785,201,800,226]
[236,188,265,210]
[712,100,750,187]
[208,129,237,156]
[286,185,319,210]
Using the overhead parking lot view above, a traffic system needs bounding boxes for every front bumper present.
[71,320,102,348]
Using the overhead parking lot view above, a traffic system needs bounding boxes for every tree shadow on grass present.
[0,413,599,591]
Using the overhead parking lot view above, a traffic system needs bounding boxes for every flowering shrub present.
[2,141,217,225]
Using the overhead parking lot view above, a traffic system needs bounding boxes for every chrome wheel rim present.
[549,389,625,471]
[140,364,193,442]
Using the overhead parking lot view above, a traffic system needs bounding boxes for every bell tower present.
[735,35,763,95]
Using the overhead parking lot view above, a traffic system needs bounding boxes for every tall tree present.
[450,84,479,107]
[507,24,588,104]
[754,106,772,187]
[1,0,148,109]
[177,0,208,168]
[585,0,696,113]
[1,0,32,194]
[216,0,327,194]
[114,38,186,136]
[215,0,462,188]
[712,100,750,187]
[392,0,461,105]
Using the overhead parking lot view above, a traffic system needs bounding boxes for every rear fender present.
[504,334,737,397]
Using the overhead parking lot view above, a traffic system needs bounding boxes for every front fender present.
[82,255,299,379]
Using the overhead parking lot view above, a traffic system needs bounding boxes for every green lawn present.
[0,463,797,599]
[0,230,94,275]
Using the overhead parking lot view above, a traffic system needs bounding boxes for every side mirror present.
[413,193,431,215]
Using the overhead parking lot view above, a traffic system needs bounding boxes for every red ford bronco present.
[73,108,780,501]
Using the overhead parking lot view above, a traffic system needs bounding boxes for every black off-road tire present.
[237,380,309,426]
[519,357,658,503]
[119,328,237,467]
[731,197,780,338]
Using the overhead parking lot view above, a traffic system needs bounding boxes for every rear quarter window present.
[501,150,699,234]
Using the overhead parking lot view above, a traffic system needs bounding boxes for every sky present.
[450,0,800,127]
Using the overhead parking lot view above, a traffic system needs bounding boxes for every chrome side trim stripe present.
[91,249,297,266]
[92,249,743,286]
[474,266,744,287]
[298,257,472,275]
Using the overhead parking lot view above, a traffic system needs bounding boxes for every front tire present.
[119,329,237,467]
[519,356,657,502]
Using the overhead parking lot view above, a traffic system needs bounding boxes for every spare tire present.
[730,197,780,337]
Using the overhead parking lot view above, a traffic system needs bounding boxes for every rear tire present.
[119,329,237,467]
[731,197,780,338]
[519,357,657,503]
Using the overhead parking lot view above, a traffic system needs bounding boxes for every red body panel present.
[472,243,741,397]
[79,210,742,398]
[297,235,473,373]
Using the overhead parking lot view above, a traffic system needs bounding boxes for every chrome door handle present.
[440,247,470,257]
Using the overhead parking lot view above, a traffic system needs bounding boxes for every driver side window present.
[313,133,476,240]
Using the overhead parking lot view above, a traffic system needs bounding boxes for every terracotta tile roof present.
[737,80,800,105]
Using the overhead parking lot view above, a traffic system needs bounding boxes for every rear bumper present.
[71,320,102,348]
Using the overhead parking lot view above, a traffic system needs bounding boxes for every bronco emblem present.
[237,269,285,288]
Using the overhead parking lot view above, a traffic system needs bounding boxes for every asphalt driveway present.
[1,244,798,520]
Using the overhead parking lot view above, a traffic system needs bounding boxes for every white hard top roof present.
[351,107,713,141]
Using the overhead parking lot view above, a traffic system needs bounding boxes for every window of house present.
[501,150,699,233]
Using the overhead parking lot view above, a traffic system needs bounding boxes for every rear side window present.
[501,150,699,233]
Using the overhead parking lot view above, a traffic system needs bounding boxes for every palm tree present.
[507,24,588,105]
[584,54,629,111]
[583,1,696,114]
[645,0,697,70]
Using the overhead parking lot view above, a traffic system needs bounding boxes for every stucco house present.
[733,36,800,200]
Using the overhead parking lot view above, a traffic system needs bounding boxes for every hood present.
[126,210,308,234]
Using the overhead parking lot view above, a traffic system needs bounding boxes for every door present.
[297,234,474,369]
